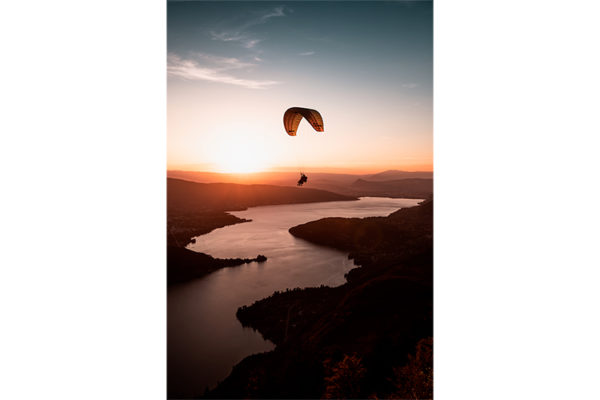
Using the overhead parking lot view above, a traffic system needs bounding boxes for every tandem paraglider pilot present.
[297,173,308,186]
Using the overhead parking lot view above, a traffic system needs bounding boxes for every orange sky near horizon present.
[167,2,432,175]
[167,88,433,174]
[166,163,433,176]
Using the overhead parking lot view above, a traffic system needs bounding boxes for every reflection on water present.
[167,197,422,397]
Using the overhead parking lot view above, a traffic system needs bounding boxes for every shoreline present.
[167,246,267,286]
[206,200,433,398]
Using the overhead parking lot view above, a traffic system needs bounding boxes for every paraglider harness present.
[297,173,308,186]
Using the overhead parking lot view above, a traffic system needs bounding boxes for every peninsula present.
[207,199,433,399]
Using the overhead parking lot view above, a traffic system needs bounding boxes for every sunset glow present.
[213,135,270,173]
[167,2,432,173]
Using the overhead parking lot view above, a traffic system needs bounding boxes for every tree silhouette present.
[323,354,366,399]
[391,337,433,400]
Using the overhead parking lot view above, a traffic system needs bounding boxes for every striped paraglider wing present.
[283,107,324,136]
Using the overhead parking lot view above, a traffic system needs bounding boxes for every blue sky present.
[167,1,432,172]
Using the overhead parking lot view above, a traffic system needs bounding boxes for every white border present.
[1,0,166,398]
[1,0,600,398]
[435,0,600,398]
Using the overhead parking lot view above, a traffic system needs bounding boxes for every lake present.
[167,197,422,397]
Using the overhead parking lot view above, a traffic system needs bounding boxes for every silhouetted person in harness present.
[297,173,308,186]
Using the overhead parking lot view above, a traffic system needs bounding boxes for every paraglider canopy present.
[283,107,324,136]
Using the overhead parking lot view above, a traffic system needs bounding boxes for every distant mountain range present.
[167,169,432,185]
[361,169,433,181]
[348,178,433,198]
[167,170,433,199]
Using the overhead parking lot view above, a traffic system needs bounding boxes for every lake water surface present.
[167,197,422,397]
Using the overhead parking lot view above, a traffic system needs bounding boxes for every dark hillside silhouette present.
[167,178,357,285]
[168,246,267,285]
[207,200,433,399]
[167,178,356,247]
[167,178,356,214]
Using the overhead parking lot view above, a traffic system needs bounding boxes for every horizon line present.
[166,167,434,175]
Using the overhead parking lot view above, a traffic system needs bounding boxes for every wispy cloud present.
[239,6,285,30]
[209,31,244,43]
[242,39,261,49]
[299,51,315,56]
[193,52,256,70]
[209,31,261,49]
[210,6,286,49]
[167,54,279,89]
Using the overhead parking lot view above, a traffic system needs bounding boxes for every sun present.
[213,135,269,174]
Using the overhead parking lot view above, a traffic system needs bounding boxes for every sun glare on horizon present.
[213,135,270,174]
